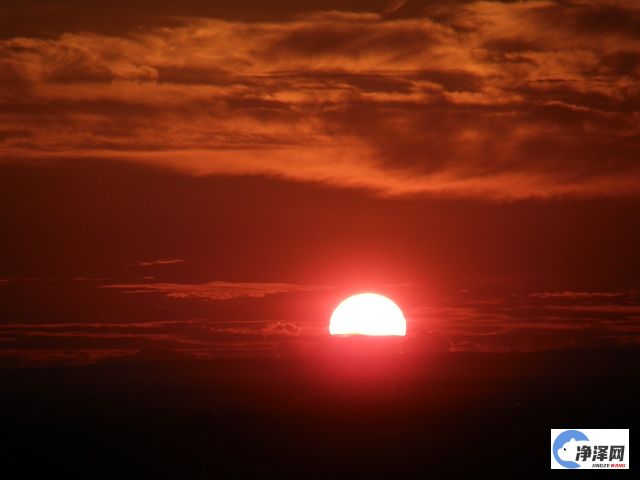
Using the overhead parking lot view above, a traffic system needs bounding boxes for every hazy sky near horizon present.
[1,0,639,365]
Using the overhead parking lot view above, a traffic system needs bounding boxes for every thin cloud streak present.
[101,281,333,300]
[132,258,187,267]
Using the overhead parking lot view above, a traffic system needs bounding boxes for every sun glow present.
[329,293,407,336]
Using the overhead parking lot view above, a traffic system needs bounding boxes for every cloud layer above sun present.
[1,0,639,199]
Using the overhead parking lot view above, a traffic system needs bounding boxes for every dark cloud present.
[411,288,640,352]
[0,317,309,366]
[403,330,451,353]
[0,1,638,198]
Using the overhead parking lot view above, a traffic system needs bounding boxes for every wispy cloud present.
[131,258,187,267]
[527,290,639,299]
[383,0,407,15]
[101,280,332,300]
[263,322,300,335]
[0,318,311,367]
[1,1,639,199]
[411,288,640,352]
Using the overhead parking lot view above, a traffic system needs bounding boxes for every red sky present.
[1,0,639,366]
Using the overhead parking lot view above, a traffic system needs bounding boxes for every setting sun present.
[329,293,407,336]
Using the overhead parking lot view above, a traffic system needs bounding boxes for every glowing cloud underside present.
[329,293,407,336]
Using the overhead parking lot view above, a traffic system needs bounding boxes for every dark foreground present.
[1,349,637,478]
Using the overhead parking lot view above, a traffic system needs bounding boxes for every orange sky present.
[1,0,639,365]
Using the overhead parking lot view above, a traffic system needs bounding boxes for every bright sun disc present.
[329,293,406,336]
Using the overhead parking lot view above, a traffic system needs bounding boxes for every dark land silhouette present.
[1,347,637,478]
